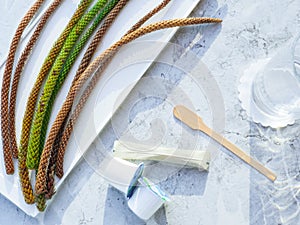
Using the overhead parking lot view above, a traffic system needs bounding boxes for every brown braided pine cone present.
[1,0,45,175]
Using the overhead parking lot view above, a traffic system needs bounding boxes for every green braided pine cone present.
[35,0,128,196]
[42,0,121,158]
[18,0,92,208]
[19,0,92,170]
[26,0,108,170]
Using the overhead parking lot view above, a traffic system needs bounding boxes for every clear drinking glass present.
[250,35,300,128]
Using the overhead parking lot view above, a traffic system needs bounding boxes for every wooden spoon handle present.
[173,105,277,182]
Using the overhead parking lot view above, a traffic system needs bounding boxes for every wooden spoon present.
[173,105,277,182]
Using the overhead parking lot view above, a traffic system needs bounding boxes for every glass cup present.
[250,35,300,128]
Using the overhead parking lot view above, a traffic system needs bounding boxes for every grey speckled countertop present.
[1,0,300,224]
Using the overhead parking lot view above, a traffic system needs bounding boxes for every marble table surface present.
[1,0,300,224]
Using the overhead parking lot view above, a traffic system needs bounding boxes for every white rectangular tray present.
[0,0,200,217]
